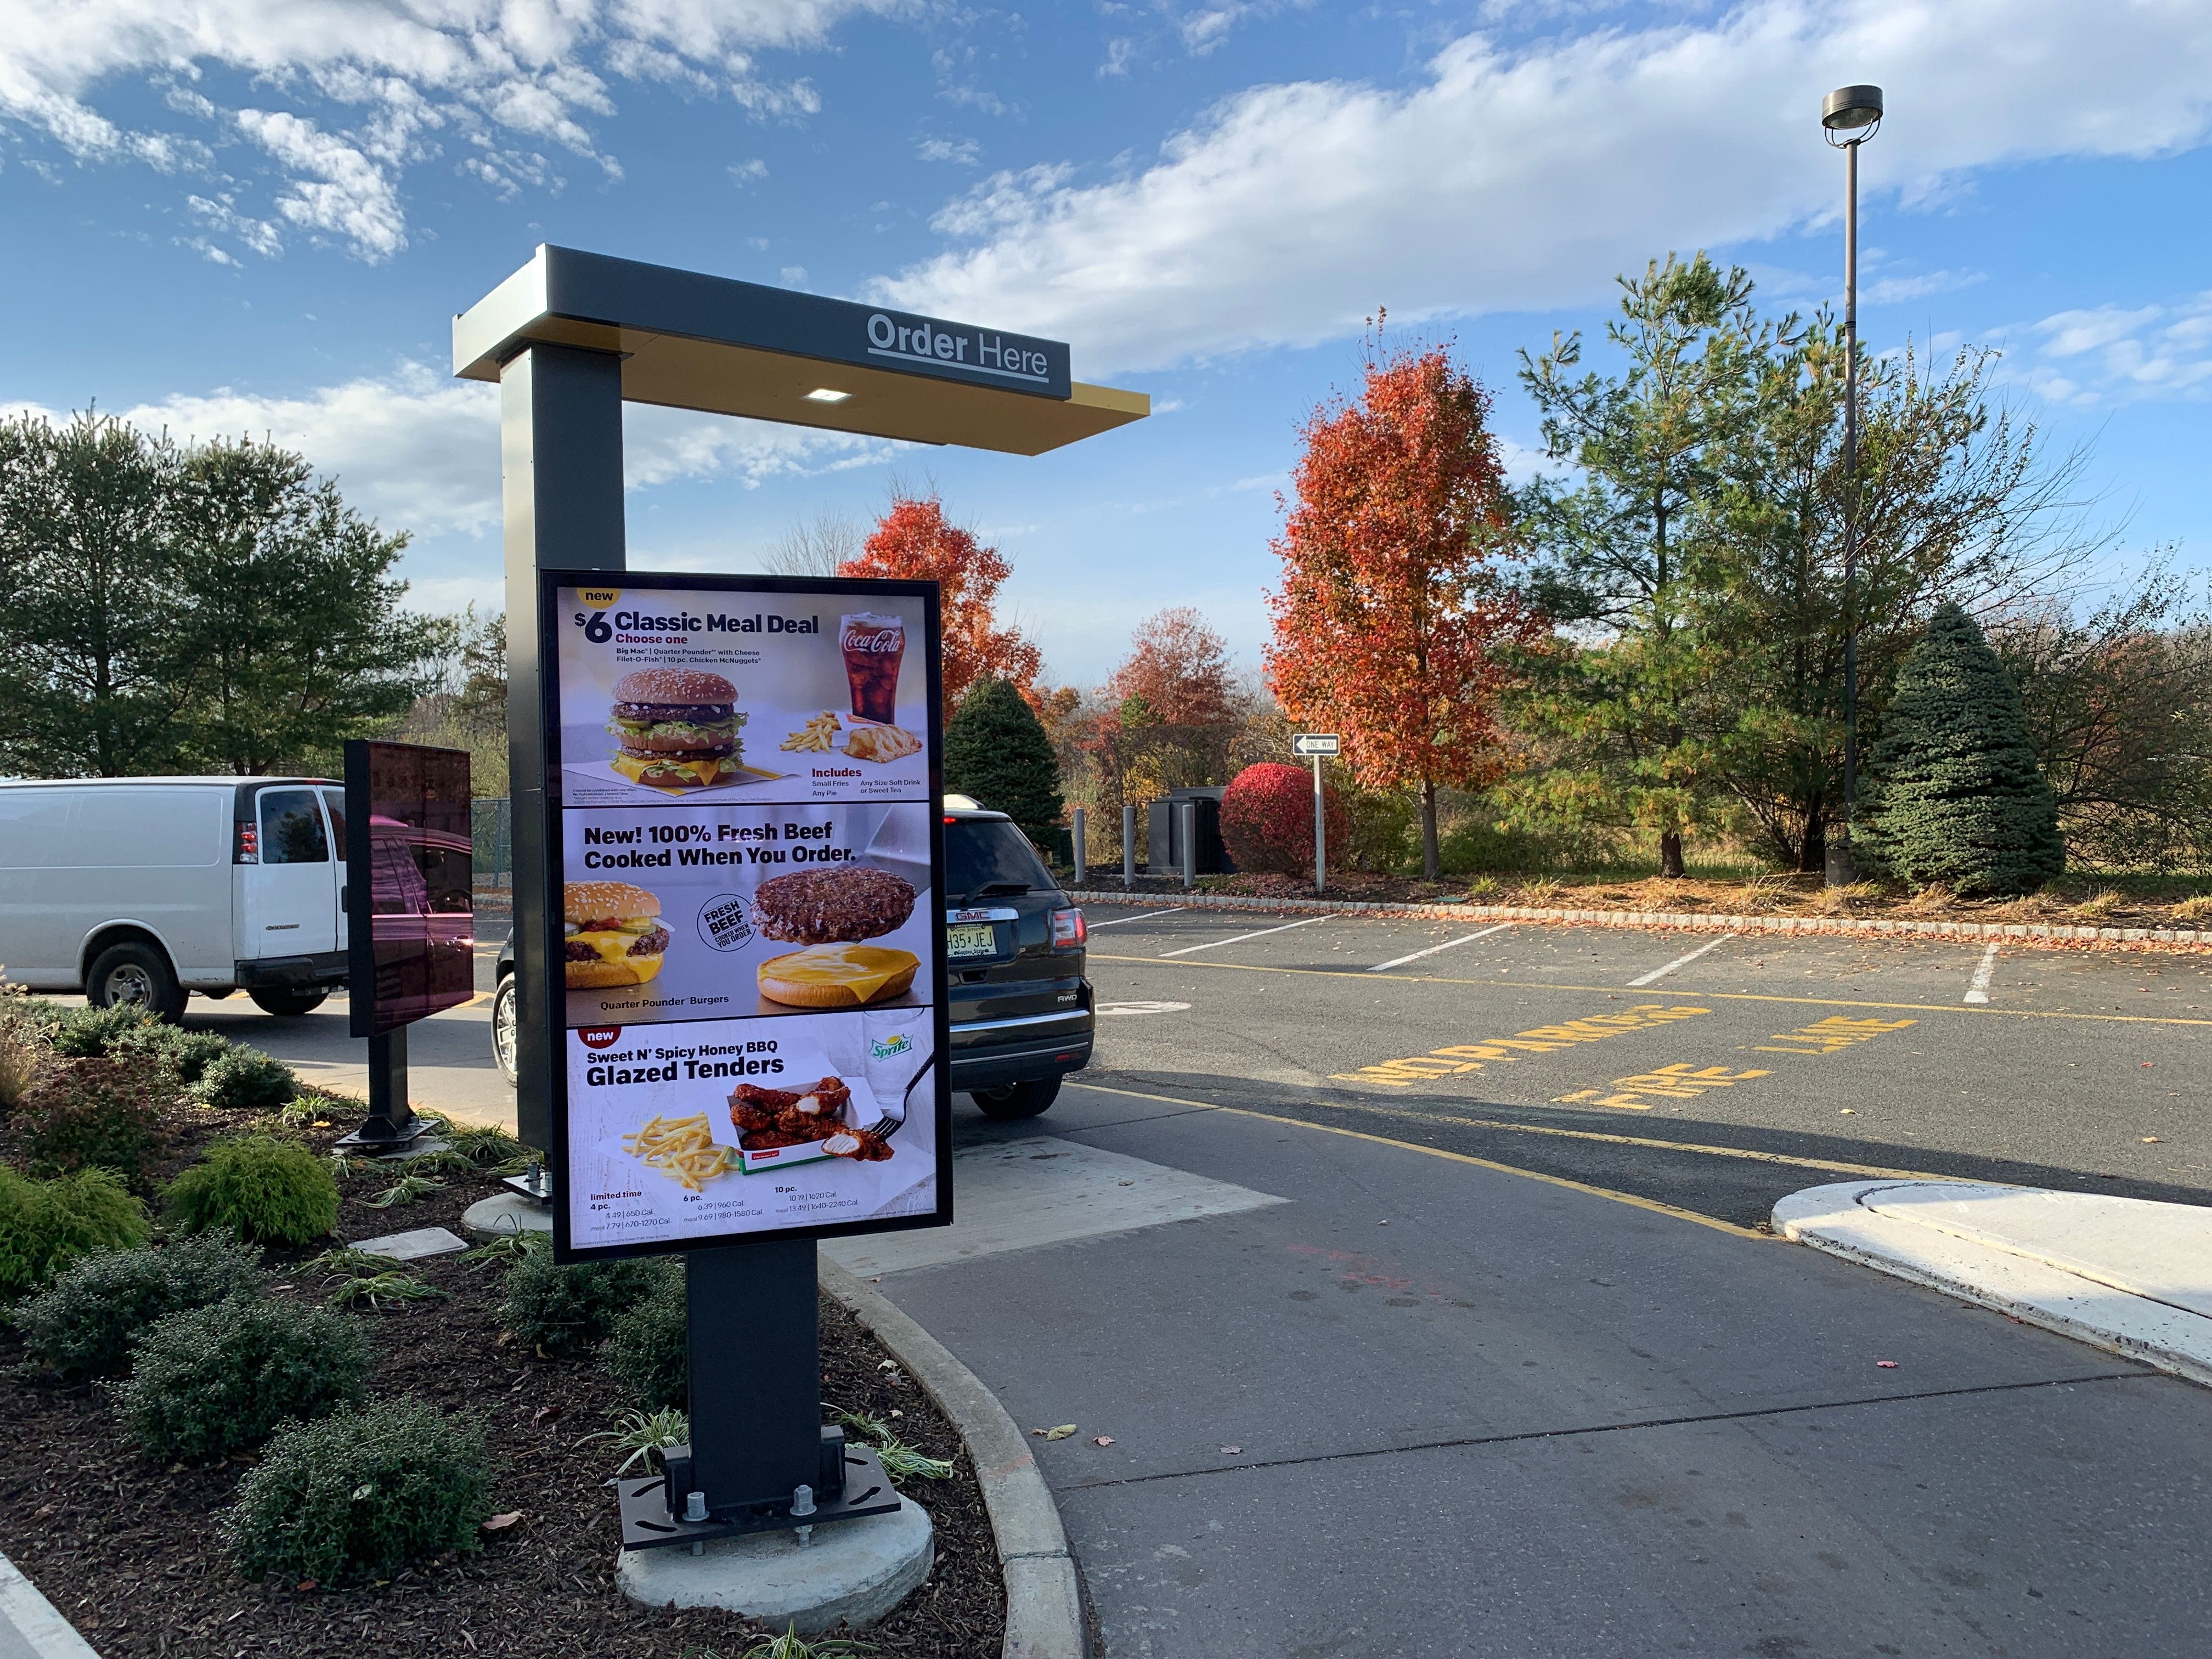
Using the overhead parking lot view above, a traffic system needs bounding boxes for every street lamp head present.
[1822,84,1883,143]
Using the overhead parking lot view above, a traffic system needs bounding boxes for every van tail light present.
[1050,907,1087,949]
[235,823,260,864]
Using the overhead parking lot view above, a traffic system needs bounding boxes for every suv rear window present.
[945,819,1053,900]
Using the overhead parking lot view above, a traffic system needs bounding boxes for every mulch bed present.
[0,1092,1003,1657]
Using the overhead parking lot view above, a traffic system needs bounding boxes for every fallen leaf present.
[32,1505,55,1520]
[1838,1108,1856,1115]
[2141,1062,2154,1068]
[1220,1445,1242,1455]
[1876,1361,1899,1369]
[1041,1424,1078,1441]
[295,1581,317,1593]
[2142,1137,2162,1143]
[481,1512,523,1533]
[1093,1436,1115,1447]
[532,1405,566,1425]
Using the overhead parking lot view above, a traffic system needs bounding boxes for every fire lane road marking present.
[1328,1004,1711,1088]
[1368,922,1516,973]
[1627,932,1739,987]
[1158,916,1327,958]
[1554,1015,1918,1111]
[1965,943,2000,1005]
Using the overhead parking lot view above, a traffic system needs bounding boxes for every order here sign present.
[536,569,952,1261]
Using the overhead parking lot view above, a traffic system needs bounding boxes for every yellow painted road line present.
[1092,953,2212,1028]
[1065,1079,1771,1240]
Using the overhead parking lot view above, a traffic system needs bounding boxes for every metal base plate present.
[335,1120,436,1153]
[618,1445,903,1552]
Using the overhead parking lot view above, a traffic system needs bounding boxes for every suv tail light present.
[235,822,260,864]
[1050,906,1087,949]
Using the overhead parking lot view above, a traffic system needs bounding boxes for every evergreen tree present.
[943,678,1063,839]
[1864,602,2062,894]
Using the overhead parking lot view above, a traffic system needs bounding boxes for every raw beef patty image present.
[751,866,917,944]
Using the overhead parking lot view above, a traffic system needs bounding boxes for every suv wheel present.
[970,1078,1059,1120]
[249,987,328,1017]
[492,976,519,1086]
[87,941,185,1024]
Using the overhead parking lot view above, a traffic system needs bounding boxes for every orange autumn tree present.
[839,493,1041,706]
[1265,332,1538,878]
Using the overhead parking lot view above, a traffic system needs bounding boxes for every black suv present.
[490,802,1092,1120]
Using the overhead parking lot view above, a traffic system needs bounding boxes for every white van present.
[0,777,351,1021]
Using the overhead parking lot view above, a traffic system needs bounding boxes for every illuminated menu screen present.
[537,571,951,1260]
[343,741,476,1038]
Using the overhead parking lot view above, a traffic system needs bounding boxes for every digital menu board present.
[343,741,476,1038]
[537,572,951,1260]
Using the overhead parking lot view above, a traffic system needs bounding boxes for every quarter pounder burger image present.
[606,668,745,790]
[565,881,670,988]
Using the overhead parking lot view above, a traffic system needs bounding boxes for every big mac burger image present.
[606,668,745,790]
[565,881,669,988]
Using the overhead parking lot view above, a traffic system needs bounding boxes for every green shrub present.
[189,1047,298,1114]
[119,1296,369,1460]
[600,1271,687,1409]
[0,1165,150,1302]
[114,1024,234,1088]
[225,1397,493,1584]
[0,1018,43,1113]
[166,1136,339,1246]
[1865,602,2065,896]
[49,1003,162,1057]
[14,1233,266,1376]
[504,1249,675,1355]
[16,1056,167,1183]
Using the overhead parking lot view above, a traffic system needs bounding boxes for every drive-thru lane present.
[868,1084,2212,1657]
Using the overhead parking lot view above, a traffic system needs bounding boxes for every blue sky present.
[3,1,2209,685]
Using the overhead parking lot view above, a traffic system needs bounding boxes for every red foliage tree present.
[1221,761,1347,878]
[1265,327,1540,877]
[839,493,1041,706]
[1103,607,1234,730]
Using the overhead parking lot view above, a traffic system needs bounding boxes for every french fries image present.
[623,1113,735,1192]
[780,712,843,753]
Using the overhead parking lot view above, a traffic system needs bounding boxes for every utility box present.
[1146,788,1233,875]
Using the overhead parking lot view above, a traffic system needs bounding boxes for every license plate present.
[946,922,997,958]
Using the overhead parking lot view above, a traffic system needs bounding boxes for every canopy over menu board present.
[537,571,950,1260]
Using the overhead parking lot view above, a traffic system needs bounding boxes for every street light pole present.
[1822,84,1883,888]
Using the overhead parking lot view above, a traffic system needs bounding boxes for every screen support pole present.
[502,343,625,1171]
[687,1239,822,1517]
[351,1026,421,1146]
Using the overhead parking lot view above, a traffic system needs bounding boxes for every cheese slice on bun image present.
[565,881,670,988]
[606,668,746,790]
[757,944,919,1009]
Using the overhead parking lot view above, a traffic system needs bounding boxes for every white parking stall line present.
[1626,932,1737,988]
[1964,943,2000,1005]
[1158,916,1327,958]
[1368,922,1515,973]
[1084,907,1187,928]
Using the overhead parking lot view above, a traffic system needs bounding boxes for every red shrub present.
[1221,763,1348,877]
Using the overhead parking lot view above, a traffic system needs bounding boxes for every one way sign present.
[1291,733,1341,757]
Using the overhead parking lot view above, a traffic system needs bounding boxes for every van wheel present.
[491,978,519,1086]
[249,988,328,1017]
[87,941,185,1024]
[970,1079,1059,1120]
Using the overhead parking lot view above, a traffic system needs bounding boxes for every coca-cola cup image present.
[839,613,905,724]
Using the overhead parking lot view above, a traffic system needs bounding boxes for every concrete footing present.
[460,1192,552,1241]
[616,1500,934,1633]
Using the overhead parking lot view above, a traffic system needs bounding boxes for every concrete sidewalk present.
[865,1080,2212,1657]
[1774,1180,2212,1387]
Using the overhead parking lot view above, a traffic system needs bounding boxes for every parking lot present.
[1074,904,2211,1229]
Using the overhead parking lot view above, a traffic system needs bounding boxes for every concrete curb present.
[1774,1181,2212,1388]
[819,1257,1086,1659]
[1064,889,2211,956]
[0,1550,100,1659]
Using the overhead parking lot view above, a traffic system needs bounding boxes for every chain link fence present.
[472,797,513,885]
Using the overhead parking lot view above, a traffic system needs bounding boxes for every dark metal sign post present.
[454,245,1146,1551]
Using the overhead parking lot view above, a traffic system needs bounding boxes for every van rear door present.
[241,786,340,958]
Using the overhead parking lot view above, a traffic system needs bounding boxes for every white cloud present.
[917,136,980,166]
[0,0,890,261]
[2018,295,2212,404]
[873,0,2212,374]
[729,156,771,185]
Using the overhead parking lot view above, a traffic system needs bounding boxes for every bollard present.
[1122,804,1137,887]
[1072,806,1086,886]
[1179,801,1196,889]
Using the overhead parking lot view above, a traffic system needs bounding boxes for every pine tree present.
[1864,602,2063,895]
[944,678,1063,840]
